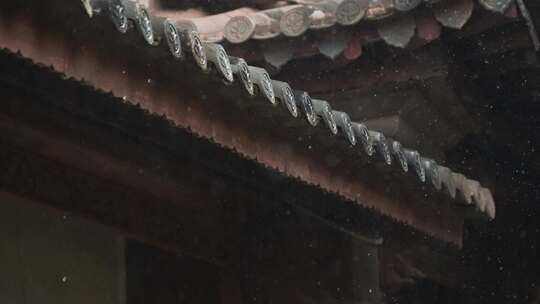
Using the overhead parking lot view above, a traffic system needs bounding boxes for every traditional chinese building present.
[0,0,538,303]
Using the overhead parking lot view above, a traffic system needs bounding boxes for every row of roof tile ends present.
[114,0,514,47]
[220,0,512,46]
[82,0,496,219]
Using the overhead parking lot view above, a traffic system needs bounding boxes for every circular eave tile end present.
[164,20,182,58]
[280,7,311,37]
[345,126,356,146]
[341,115,356,146]
[375,136,392,165]
[109,0,129,33]
[392,141,408,172]
[215,46,234,82]
[283,86,299,118]
[261,72,276,104]
[225,16,256,43]
[323,109,338,135]
[302,94,318,126]
[239,63,255,95]
[136,6,154,45]
[405,150,425,182]
[189,31,208,70]
[336,0,368,25]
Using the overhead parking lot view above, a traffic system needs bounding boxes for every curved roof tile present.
[122,0,517,49]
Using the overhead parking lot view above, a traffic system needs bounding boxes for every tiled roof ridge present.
[115,0,516,48]
[81,0,496,219]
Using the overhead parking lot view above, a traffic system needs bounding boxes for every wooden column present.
[236,202,382,304]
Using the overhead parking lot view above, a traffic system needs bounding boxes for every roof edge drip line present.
[81,0,496,219]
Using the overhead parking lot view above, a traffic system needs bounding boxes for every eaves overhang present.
[0,0,496,245]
